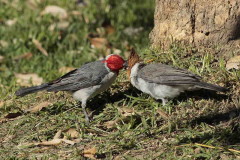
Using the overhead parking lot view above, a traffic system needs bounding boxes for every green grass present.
[1,0,240,159]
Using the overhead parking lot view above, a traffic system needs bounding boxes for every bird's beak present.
[123,61,128,69]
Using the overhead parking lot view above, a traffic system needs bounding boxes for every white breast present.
[130,63,189,100]
[72,72,117,102]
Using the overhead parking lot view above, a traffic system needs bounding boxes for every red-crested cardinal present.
[16,54,127,123]
[127,49,228,105]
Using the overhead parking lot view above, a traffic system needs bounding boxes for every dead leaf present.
[83,147,97,160]
[84,153,96,160]
[35,139,62,146]
[118,107,135,117]
[194,148,201,154]
[103,119,118,129]
[58,66,75,74]
[112,48,121,55]
[156,108,169,120]
[226,55,240,70]
[13,52,33,60]
[83,147,97,154]
[0,56,4,63]
[83,14,90,24]
[41,5,68,19]
[89,37,109,50]
[35,130,76,146]
[5,19,17,26]
[104,25,115,35]
[26,101,53,113]
[62,139,75,145]
[54,130,62,139]
[64,128,79,138]
[19,130,79,147]
[0,40,8,48]
[17,142,35,149]
[0,100,11,108]
[15,73,43,86]
[73,138,81,143]
[5,112,22,119]
[33,39,48,56]
[0,101,4,108]
[0,119,8,124]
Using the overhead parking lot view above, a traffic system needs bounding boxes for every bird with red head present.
[15,54,127,124]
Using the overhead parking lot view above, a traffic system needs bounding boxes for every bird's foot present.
[84,114,90,125]
[83,108,90,125]
[77,101,91,125]
[161,98,168,106]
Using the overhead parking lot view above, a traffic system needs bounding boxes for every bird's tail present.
[195,82,228,92]
[15,83,49,97]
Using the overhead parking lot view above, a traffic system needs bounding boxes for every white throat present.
[104,61,111,72]
[104,54,115,72]
[130,63,141,78]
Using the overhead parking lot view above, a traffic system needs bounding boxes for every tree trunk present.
[150,0,240,57]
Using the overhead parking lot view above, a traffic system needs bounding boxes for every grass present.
[0,0,240,159]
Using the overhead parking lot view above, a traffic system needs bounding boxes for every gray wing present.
[138,63,202,85]
[47,60,109,92]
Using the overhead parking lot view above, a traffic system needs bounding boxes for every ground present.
[0,0,240,159]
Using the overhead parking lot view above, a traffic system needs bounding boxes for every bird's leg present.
[161,98,168,106]
[81,101,90,124]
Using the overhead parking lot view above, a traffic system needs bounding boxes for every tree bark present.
[150,0,240,56]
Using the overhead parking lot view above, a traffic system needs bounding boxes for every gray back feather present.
[47,60,108,92]
[138,63,202,85]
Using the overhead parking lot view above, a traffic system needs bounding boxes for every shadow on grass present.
[41,86,230,123]
[38,85,139,117]
[182,89,239,126]
[177,91,240,145]
[177,89,229,102]
[190,108,240,126]
[87,86,140,116]
[42,101,72,115]
[178,121,240,145]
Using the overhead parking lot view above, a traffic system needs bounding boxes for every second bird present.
[127,49,227,105]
